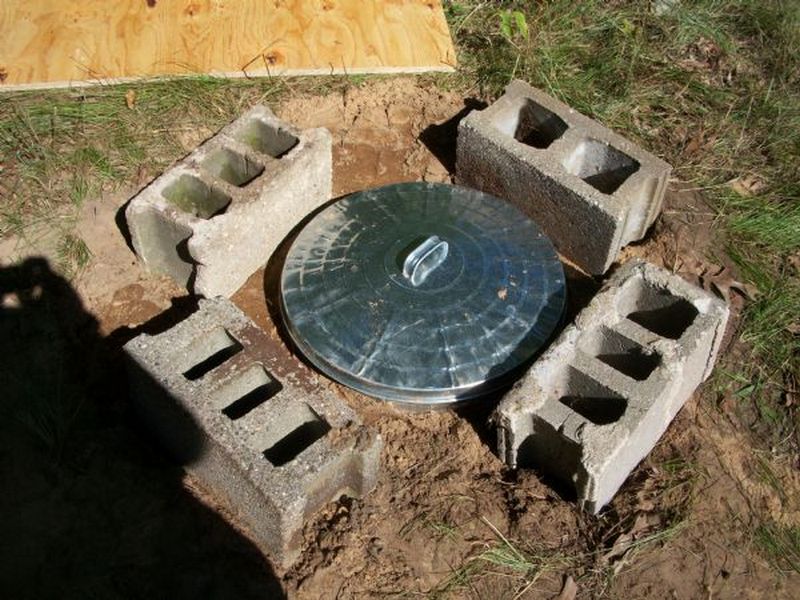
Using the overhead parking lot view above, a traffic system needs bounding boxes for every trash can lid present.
[280,182,565,407]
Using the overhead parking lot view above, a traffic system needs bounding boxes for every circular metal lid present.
[280,182,565,407]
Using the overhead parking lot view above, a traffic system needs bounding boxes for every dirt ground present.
[3,78,799,598]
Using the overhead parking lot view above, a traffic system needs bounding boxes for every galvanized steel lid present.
[280,182,565,407]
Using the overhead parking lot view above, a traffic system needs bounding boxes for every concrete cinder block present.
[456,80,672,274]
[493,259,728,513]
[126,105,332,297]
[124,298,382,566]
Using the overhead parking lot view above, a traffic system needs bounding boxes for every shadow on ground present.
[419,98,487,173]
[0,258,285,599]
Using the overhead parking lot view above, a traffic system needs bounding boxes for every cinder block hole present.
[618,278,699,339]
[183,328,243,381]
[557,367,627,425]
[515,421,581,498]
[261,404,331,467]
[175,237,193,265]
[201,148,264,187]
[129,209,194,286]
[563,139,640,194]
[161,174,232,219]
[215,364,282,420]
[579,327,660,381]
[235,118,299,158]
[512,99,569,149]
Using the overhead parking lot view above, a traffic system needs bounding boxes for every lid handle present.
[402,235,449,287]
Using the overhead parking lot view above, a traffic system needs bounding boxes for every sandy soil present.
[3,77,798,599]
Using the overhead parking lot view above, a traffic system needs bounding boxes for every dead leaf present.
[135,165,151,187]
[0,67,7,83]
[125,89,136,109]
[682,37,723,74]
[673,125,688,145]
[602,531,633,564]
[602,513,663,566]
[635,512,663,532]
[684,131,704,156]
[554,575,578,600]
[783,373,797,408]
[787,252,800,273]
[730,174,766,196]
[636,496,656,513]
[700,265,757,301]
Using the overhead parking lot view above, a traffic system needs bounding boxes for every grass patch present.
[57,233,92,278]
[399,512,460,542]
[429,517,579,599]
[0,76,287,241]
[755,522,800,574]
[428,507,689,599]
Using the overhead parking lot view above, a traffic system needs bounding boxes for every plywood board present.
[0,0,456,91]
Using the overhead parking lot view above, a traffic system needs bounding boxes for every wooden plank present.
[0,0,456,91]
